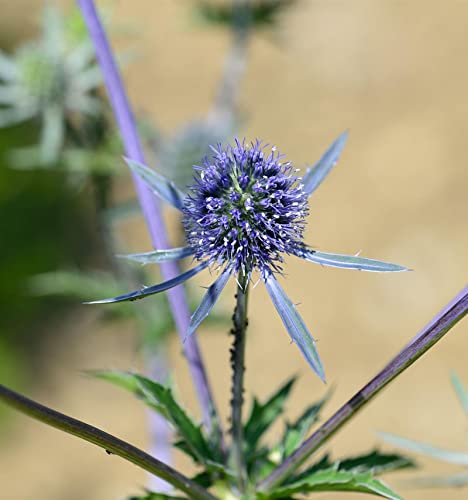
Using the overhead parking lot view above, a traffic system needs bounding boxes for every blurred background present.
[0,1,467,499]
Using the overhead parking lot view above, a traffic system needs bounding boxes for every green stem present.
[230,272,249,492]
[258,285,468,492]
[0,384,217,500]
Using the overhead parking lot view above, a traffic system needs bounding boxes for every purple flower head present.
[91,132,409,382]
[183,139,308,276]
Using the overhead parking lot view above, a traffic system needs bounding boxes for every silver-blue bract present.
[89,134,409,382]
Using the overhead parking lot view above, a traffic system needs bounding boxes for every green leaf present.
[91,371,215,465]
[245,377,296,454]
[259,468,402,500]
[450,371,468,416]
[338,450,415,475]
[379,432,468,466]
[280,390,332,458]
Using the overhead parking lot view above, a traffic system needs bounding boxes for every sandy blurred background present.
[0,1,467,499]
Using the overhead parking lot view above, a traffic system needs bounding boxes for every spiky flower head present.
[92,132,409,382]
[183,139,308,275]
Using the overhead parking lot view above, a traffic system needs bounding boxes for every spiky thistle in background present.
[0,5,102,165]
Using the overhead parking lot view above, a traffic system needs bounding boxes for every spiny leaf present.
[259,467,402,500]
[294,247,409,273]
[91,371,215,465]
[244,377,296,454]
[302,131,348,196]
[280,390,332,458]
[85,260,209,304]
[186,265,233,339]
[118,246,194,265]
[125,157,186,211]
[264,273,325,382]
[379,432,468,466]
[338,450,415,475]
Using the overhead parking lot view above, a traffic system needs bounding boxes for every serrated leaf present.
[125,157,186,211]
[86,260,209,304]
[379,432,468,466]
[280,390,332,458]
[245,377,296,456]
[186,265,233,339]
[294,247,409,273]
[302,131,348,196]
[450,371,468,416]
[264,273,325,382]
[92,371,216,465]
[338,450,415,475]
[118,246,194,265]
[260,468,401,500]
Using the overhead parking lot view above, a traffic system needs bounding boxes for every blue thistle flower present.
[89,133,409,381]
[183,139,308,276]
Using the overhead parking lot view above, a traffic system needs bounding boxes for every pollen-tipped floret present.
[183,139,308,274]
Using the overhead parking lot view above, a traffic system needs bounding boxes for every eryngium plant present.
[91,135,408,382]
[0,3,467,500]
[0,5,102,164]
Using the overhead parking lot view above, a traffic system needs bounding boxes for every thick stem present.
[78,0,222,441]
[0,384,216,500]
[230,272,249,492]
[258,285,468,492]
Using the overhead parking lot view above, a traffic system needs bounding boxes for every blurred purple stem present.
[78,0,221,441]
[259,285,468,491]
[145,347,172,492]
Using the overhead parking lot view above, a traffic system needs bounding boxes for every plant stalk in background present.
[77,0,222,443]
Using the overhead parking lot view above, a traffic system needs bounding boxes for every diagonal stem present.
[0,384,216,500]
[230,272,249,492]
[258,285,468,492]
[77,0,222,442]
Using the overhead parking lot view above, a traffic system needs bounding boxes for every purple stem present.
[145,347,172,492]
[259,285,468,491]
[77,0,221,438]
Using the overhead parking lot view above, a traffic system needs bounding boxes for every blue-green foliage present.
[96,372,411,499]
